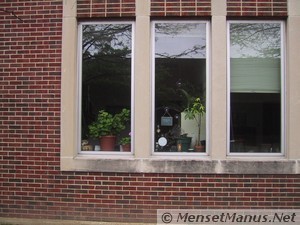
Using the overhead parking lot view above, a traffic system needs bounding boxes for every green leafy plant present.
[120,136,131,145]
[88,108,130,138]
[183,97,205,146]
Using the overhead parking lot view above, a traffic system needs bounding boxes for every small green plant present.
[120,136,131,145]
[88,108,130,138]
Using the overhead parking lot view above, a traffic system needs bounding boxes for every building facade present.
[1,0,300,223]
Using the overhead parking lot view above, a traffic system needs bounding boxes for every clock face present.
[158,137,167,147]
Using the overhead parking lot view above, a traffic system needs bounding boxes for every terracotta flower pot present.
[194,145,205,152]
[99,135,116,151]
[121,144,131,152]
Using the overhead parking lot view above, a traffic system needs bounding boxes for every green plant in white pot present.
[183,97,205,151]
[88,108,130,151]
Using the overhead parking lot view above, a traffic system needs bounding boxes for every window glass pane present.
[154,22,207,153]
[80,23,132,152]
[229,22,282,153]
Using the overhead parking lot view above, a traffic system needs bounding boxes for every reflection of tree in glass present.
[230,23,281,58]
[155,45,206,59]
[82,24,132,61]
[155,23,195,36]
[155,23,206,58]
[81,24,132,83]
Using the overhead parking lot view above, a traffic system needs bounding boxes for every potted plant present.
[176,133,192,152]
[88,108,130,151]
[183,97,205,152]
[120,136,131,152]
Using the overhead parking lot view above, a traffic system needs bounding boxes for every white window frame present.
[151,20,211,157]
[77,21,135,156]
[226,20,286,157]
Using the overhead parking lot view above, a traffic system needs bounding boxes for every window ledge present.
[61,156,299,174]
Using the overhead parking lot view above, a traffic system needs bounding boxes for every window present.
[152,21,209,154]
[61,1,297,173]
[79,22,133,153]
[228,21,285,154]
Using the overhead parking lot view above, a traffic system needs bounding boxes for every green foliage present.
[183,97,205,146]
[120,136,131,145]
[88,109,130,137]
[183,97,205,121]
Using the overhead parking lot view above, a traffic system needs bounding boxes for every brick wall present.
[151,0,211,16]
[0,0,62,220]
[77,0,135,18]
[1,172,300,222]
[227,0,288,17]
[0,0,299,223]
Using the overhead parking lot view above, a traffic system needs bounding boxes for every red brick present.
[227,0,287,16]
[77,0,135,18]
[151,0,211,16]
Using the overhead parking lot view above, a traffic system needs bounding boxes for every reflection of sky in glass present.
[155,23,206,58]
[230,23,281,58]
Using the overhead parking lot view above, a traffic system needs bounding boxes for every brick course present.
[151,0,211,16]
[77,0,135,18]
[227,0,288,17]
[0,0,299,223]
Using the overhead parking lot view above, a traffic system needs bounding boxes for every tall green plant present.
[183,97,205,146]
